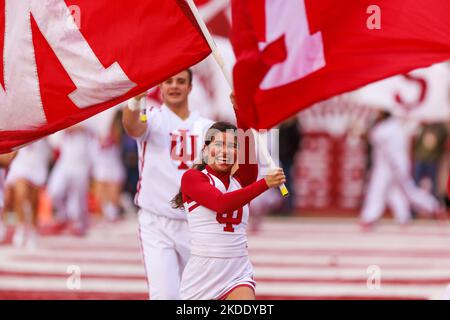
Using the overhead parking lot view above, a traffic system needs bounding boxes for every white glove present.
[127,97,141,111]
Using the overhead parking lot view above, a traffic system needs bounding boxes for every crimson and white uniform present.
[6,139,51,187]
[135,103,213,299]
[92,142,125,183]
[179,164,268,300]
[47,126,93,231]
[361,117,440,224]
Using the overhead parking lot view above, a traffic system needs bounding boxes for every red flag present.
[194,0,231,37]
[231,0,450,129]
[0,0,211,153]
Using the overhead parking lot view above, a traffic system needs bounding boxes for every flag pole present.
[185,0,289,197]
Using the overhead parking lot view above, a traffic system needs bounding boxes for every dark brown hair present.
[186,68,193,85]
[171,121,238,210]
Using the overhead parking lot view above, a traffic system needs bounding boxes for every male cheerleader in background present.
[122,69,213,299]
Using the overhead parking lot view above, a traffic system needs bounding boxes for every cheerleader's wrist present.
[127,98,141,111]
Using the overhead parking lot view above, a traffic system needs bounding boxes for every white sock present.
[13,224,26,248]
[25,227,38,251]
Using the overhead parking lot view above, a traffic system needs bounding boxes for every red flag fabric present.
[194,0,231,37]
[231,0,450,129]
[0,0,211,153]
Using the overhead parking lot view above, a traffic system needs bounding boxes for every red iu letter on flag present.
[231,0,450,129]
[0,0,211,153]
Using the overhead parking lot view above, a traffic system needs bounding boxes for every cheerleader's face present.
[206,131,237,173]
[160,70,192,107]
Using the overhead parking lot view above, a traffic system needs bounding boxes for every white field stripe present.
[3,247,450,266]
[256,282,446,299]
[5,253,450,272]
[29,232,450,251]
[0,248,141,260]
[257,230,450,237]
[35,240,450,253]
[4,250,450,269]
[41,219,450,242]
[0,276,445,300]
[1,215,449,300]
[248,239,450,250]
[0,260,145,276]
[41,217,450,238]
[253,226,450,237]
[0,276,147,292]
[250,228,450,239]
[44,230,450,247]
[250,230,450,241]
[253,267,450,280]
[257,226,450,232]
[256,219,450,232]
[2,258,450,281]
[250,254,450,266]
[39,224,450,242]
[94,214,446,232]
[5,250,450,269]
[86,215,450,234]
[3,238,450,256]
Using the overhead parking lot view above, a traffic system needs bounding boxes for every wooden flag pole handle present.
[185,0,288,197]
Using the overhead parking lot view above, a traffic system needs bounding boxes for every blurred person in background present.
[121,134,139,201]
[413,122,448,198]
[360,110,445,229]
[5,139,52,249]
[92,108,126,222]
[0,152,17,242]
[47,124,93,237]
[278,117,302,214]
